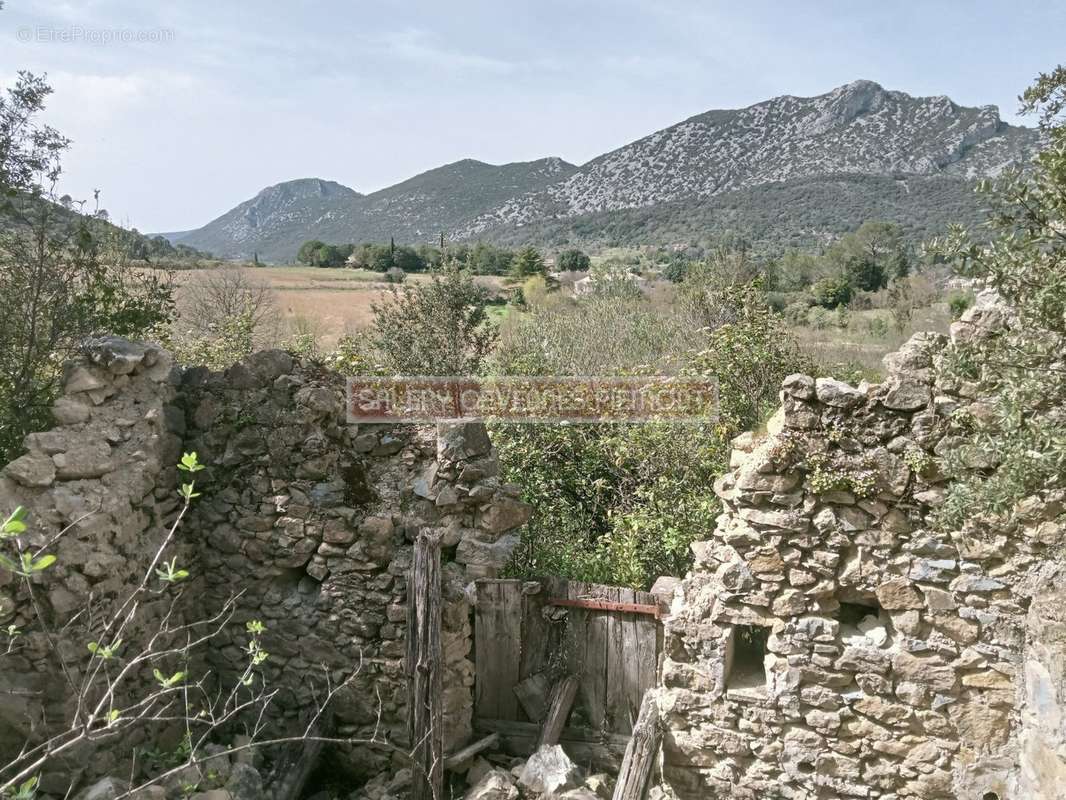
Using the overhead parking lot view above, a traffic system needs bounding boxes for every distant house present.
[573,272,650,296]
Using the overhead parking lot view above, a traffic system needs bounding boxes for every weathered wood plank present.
[633,612,658,722]
[473,718,627,772]
[605,585,637,734]
[539,674,580,747]
[513,671,553,723]
[519,580,551,682]
[406,532,443,800]
[612,690,661,800]
[576,581,610,732]
[474,579,523,721]
[444,732,500,771]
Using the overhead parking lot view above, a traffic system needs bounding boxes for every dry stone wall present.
[0,338,184,792]
[179,353,530,779]
[657,304,1065,799]
[0,340,530,795]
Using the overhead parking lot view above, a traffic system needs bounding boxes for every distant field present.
[792,304,953,379]
[168,265,507,347]
[164,265,952,376]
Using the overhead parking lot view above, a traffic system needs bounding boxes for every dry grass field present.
[163,265,951,380]
[168,266,507,348]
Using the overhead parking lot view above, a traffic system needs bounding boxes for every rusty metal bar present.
[548,597,662,619]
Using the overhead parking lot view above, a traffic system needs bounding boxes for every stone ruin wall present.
[0,339,530,795]
[656,301,1066,799]
[1,307,1065,800]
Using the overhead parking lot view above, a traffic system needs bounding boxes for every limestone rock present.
[74,778,128,800]
[479,496,531,533]
[875,578,924,610]
[64,364,108,394]
[53,396,91,425]
[882,377,931,411]
[456,533,519,570]
[518,745,582,796]
[465,768,519,800]
[52,443,114,480]
[84,336,148,375]
[189,791,231,800]
[782,374,816,400]
[5,453,56,487]
[815,378,863,408]
[224,763,263,800]
[438,421,492,461]
[892,651,957,691]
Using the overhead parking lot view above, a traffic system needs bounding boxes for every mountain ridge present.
[162,81,1039,261]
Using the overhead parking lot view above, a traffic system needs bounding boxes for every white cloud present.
[376,28,518,74]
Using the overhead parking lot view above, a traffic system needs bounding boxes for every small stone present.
[52,443,113,480]
[53,396,91,425]
[436,485,461,507]
[466,768,518,800]
[479,497,532,533]
[949,573,1005,593]
[922,586,957,612]
[782,374,816,400]
[892,651,958,691]
[518,745,581,796]
[224,763,263,800]
[74,777,128,800]
[189,791,231,800]
[64,364,108,394]
[875,578,924,610]
[5,453,56,487]
[583,774,613,799]
[438,421,492,461]
[882,377,931,411]
[772,589,807,616]
[322,519,355,544]
[815,378,863,408]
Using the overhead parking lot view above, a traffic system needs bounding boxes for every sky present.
[1,0,1063,233]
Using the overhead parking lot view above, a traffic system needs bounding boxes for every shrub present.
[370,263,496,376]
[807,306,833,329]
[494,283,807,588]
[931,66,1066,527]
[864,316,890,338]
[947,290,974,319]
[811,275,853,308]
[784,299,812,326]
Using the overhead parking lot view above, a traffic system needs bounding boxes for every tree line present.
[295,237,591,278]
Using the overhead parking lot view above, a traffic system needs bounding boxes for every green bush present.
[807,306,834,329]
[811,275,853,308]
[493,283,807,588]
[932,67,1066,528]
[784,298,812,326]
[947,290,974,319]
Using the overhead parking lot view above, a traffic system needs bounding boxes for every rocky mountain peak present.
[164,81,1039,261]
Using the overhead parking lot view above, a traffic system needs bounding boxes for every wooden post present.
[538,674,580,747]
[444,732,500,770]
[612,690,660,800]
[407,532,443,800]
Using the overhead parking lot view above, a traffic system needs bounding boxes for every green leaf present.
[245,619,265,635]
[1,506,28,536]
[177,452,204,473]
[154,668,185,688]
